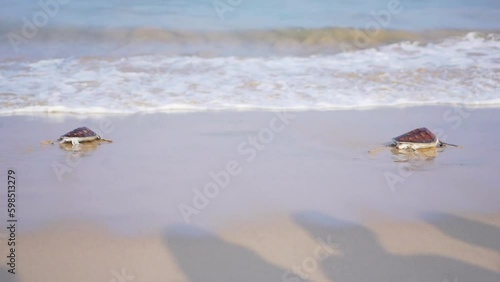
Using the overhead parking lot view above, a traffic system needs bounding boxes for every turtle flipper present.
[369,144,392,155]
[98,138,113,143]
[41,140,55,145]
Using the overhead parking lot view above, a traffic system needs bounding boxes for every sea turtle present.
[369,127,458,155]
[390,127,458,150]
[42,126,112,146]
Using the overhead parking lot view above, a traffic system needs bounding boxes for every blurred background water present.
[2,0,500,31]
[0,0,499,113]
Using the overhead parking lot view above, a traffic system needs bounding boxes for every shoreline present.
[2,103,500,117]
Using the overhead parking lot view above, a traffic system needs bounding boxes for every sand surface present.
[1,106,500,281]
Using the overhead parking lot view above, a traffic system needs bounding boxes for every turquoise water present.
[1,0,499,30]
[1,0,499,59]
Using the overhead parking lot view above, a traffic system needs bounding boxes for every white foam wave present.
[1,33,499,115]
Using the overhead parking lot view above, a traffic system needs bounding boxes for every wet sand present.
[0,106,500,281]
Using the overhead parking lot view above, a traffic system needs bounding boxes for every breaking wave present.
[0,32,499,115]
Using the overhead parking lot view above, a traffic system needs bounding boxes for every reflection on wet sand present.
[58,141,110,156]
[390,147,439,163]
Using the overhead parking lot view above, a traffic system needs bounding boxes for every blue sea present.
[0,0,499,114]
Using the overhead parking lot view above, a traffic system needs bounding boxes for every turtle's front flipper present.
[99,138,113,143]
[71,139,80,146]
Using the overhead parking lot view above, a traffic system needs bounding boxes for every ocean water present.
[0,0,499,114]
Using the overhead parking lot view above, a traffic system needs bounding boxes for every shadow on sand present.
[164,224,289,282]
[425,212,500,253]
[293,211,500,282]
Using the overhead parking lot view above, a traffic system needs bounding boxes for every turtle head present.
[437,139,443,147]
[438,140,459,148]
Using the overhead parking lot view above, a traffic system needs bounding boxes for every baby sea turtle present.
[42,126,112,146]
[369,127,459,155]
[391,127,458,150]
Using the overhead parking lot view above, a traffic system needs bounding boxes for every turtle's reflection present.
[390,147,440,164]
[58,141,101,156]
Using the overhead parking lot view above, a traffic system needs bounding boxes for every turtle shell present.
[393,127,437,144]
[60,127,99,139]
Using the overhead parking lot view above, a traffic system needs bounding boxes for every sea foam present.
[0,33,499,115]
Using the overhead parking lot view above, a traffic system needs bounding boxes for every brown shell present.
[60,127,98,138]
[393,127,437,144]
